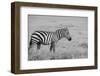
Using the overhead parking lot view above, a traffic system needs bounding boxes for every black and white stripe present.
[29,27,72,52]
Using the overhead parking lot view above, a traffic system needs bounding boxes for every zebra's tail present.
[28,40,32,50]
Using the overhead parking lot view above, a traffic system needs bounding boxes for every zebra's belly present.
[32,39,51,45]
[41,41,51,45]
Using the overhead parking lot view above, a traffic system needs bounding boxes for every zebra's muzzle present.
[68,37,72,41]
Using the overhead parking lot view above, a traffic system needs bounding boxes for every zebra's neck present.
[55,29,65,40]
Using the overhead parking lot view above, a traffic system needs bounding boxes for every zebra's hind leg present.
[37,42,41,50]
[34,42,41,60]
[28,43,36,60]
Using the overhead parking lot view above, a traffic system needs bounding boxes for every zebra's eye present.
[66,32,69,34]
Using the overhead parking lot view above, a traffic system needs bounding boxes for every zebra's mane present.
[56,27,69,32]
[54,27,69,40]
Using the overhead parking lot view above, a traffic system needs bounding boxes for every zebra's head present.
[63,27,72,41]
[56,27,72,41]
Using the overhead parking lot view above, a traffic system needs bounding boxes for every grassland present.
[28,15,88,60]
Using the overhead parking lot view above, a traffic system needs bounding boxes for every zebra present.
[28,27,72,53]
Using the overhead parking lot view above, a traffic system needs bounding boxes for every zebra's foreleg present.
[50,42,56,60]
[52,42,55,53]
[50,42,53,52]
[50,42,55,53]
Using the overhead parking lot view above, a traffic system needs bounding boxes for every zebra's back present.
[31,31,56,45]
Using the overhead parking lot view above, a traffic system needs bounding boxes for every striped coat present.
[29,27,72,52]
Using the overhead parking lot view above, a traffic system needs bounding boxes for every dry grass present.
[28,41,88,60]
